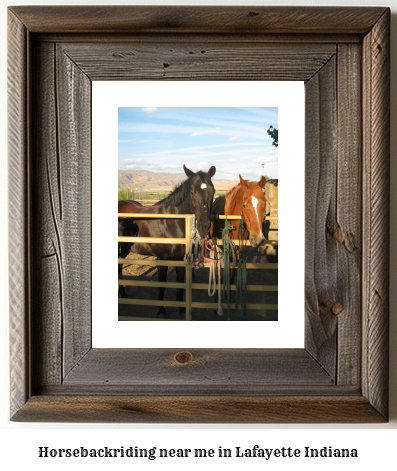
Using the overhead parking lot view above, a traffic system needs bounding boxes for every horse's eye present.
[243,204,247,210]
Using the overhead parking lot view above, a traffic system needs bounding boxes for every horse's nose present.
[198,221,211,237]
[249,234,265,248]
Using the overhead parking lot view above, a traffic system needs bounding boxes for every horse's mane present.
[163,171,211,208]
[224,184,242,206]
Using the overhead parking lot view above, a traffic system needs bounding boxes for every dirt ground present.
[118,246,278,321]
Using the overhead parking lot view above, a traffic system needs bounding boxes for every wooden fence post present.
[185,215,193,321]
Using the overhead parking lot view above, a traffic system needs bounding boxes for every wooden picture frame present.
[8,6,390,423]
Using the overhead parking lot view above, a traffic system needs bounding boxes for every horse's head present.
[184,164,216,237]
[238,175,267,247]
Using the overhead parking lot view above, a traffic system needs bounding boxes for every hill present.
[118,169,238,192]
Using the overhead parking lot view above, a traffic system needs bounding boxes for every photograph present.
[92,80,304,349]
[117,107,278,321]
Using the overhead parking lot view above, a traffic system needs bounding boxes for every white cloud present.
[118,142,276,168]
[253,149,278,164]
[119,164,139,170]
[191,128,221,137]
[119,123,197,134]
[267,148,278,157]
[141,107,158,114]
[229,137,243,141]
[197,161,212,171]
[118,158,146,166]
[147,163,184,171]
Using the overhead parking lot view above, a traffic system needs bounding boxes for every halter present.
[184,216,218,268]
[193,235,218,267]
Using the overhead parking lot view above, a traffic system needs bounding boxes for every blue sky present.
[118,107,278,180]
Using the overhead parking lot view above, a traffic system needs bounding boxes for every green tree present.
[267,126,278,148]
[118,188,128,200]
[253,175,270,182]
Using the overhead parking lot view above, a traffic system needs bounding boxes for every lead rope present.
[216,245,223,316]
[208,246,217,296]
[208,244,223,316]
[184,215,201,267]
[235,258,247,316]
[222,215,236,321]
[235,217,248,316]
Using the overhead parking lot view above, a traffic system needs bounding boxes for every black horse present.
[118,208,141,297]
[118,164,216,317]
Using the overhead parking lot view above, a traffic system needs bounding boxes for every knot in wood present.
[174,351,194,365]
[331,302,344,316]
[333,225,344,244]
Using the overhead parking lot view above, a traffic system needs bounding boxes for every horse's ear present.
[259,176,267,188]
[207,166,216,178]
[183,165,196,178]
[239,175,249,188]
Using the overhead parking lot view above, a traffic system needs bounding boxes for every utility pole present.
[261,163,265,176]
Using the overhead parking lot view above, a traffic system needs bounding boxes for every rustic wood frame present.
[8,6,390,423]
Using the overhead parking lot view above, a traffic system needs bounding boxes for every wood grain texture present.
[31,42,92,388]
[56,45,91,376]
[304,43,363,385]
[8,9,30,419]
[8,6,390,423]
[60,42,335,82]
[335,44,362,386]
[62,349,333,391]
[32,42,63,388]
[362,10,390,419]
[11,396,385,424]
[9,6,387,34]
[304,56,338,378]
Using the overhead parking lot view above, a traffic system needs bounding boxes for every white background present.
[92,81,304,348]
[1,0,396,469]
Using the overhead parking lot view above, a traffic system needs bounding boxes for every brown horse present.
[211,175,267,248]
[210,175,266,318]
[118,164,216,317]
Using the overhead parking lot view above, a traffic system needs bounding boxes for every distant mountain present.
[118,170,184,191]
[118,170,238,192]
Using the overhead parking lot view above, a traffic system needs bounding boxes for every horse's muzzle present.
[198,222,211,237]
[249,235,265,248]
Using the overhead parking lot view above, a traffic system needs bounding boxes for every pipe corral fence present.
[118,213,278,321]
